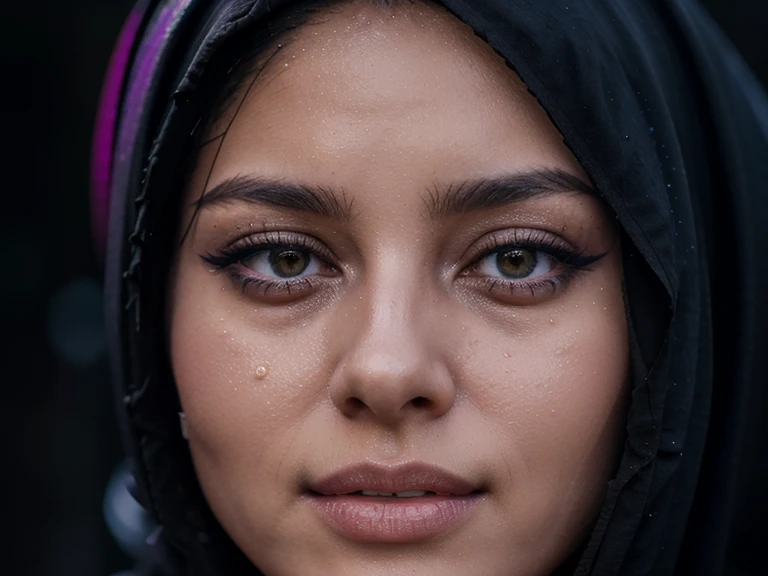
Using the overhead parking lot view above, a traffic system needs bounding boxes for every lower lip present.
[306,493,483,543]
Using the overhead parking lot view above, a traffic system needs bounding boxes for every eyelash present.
[202,231,340,299]
[201,229,603,302]
[459,229,604,300]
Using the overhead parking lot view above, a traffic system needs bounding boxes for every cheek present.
[171,314,328,450]
[167,256,330,521]
[460,255,629,534]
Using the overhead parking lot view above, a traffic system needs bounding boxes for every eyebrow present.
[194,168,595,222]
[424,168,596,220]
[195,175,355,222]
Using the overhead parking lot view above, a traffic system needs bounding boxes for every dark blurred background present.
[5,1,768,575]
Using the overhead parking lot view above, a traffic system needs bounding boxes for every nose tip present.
[330,346,456,426]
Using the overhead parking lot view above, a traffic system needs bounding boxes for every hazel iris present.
[269,248,310,277]
[497,248,537,278]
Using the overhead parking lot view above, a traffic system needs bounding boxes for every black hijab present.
[98,0,768,574]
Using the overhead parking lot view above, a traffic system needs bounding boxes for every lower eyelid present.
[458,264,586,301]
[229,269,325,299]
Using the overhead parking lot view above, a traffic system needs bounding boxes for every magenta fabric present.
[91,0,194,261]
[90,5,145,261]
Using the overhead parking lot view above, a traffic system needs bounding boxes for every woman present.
[92,0,768,574]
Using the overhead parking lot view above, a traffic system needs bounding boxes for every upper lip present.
[308,461,481,496]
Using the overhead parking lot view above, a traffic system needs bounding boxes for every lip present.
[304,462,485,543]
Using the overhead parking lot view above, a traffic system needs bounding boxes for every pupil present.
[497,248,536,278]
[270,248,309,277]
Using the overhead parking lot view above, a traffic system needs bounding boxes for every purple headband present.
[90,2,146,261]
[90,0,195,261]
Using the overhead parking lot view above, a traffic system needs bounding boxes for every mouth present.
[337,489,444,497]
[304,462,486,543]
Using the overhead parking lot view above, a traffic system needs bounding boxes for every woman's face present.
[168,3,629,575]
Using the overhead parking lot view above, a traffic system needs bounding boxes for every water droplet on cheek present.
[255,363,270,379]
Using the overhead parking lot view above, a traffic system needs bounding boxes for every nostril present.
[411,396,430,409]
[345,397,367,413]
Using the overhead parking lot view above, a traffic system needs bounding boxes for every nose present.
[329,285,456,426]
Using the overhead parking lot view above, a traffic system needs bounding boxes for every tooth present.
[361,490,395,496]
[395,491,427,497]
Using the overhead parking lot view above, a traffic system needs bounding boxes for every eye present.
[457,228,607,302]
[243,246,323,279]
[475,246,556,280]
[201,231,341,302]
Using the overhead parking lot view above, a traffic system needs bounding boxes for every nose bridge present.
[352,244,429,344]
[329,255,455,424]
[369,265,421,345]
[355,258,430,382]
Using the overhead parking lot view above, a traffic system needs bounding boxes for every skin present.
[168,2,630,575]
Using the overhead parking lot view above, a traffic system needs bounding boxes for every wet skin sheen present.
[168,2,630,575]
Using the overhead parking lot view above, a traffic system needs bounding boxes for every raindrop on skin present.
[255,363,270,379]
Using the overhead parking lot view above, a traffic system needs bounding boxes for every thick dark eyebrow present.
[195,168,594,223]
[425,168,596,220]
[195,175,355,222]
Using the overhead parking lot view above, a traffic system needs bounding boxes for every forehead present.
[197,0,587,194]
